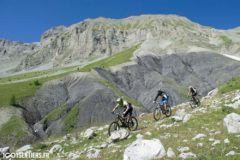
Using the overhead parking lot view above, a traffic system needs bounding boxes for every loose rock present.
[49,144,62,154]
[223,113,240,134]
[86,148,101,159]
[167,147,176,159]
[179,152,196,159]
[124,138,166,160]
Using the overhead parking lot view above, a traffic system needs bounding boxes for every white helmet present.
[116,97,122,103]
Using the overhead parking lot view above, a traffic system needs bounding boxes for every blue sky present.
[0,0,240,42]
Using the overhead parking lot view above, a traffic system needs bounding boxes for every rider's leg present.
[127,108,133,123]
[164,103,167,111]
[192,95,197,103]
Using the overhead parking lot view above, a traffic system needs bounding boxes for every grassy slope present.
[218,76,240,94]
[30,89,240,160]
[0,71,75,106]
[0,115,30,146]
[0,66,75,83]
[41,103,67,123]
[63,106,80,132]
[0,45,139,106]
[79,45,139,72]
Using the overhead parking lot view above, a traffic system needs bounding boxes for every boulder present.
[16,145,32,153]
[192,134,206,140]
[224,138,230,144]
[226,92,240,109]
[83,128,96,139]
[0,147,10,157]
[86,148,101,159]
[179,152,196,159]
[223,113,240,134]
[123,138,166,160]
[177,146,190,153]
[167,147,176,159]
[107,129,129,143]
[49,144,62,154]
[33,122,47,138]
[207,88,218,96]
[68,152,80,159]
[225,151,239,156]
[172,109,191,123]
[183,114,192,123]
[136,134,144,139]
[211,140,220,146]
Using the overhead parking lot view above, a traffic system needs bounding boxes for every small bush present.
[10,95,17,106]
[34,80,41,86]
[222,105,234,114]
[35,143,48,150]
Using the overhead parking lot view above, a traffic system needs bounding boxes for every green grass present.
[0,65,76,83]
[218,76,240,94]
[63,106,80,132]
[0,71,76,106]
[41,103,67,123]
[98,78,142,107]
[220,35,232,45]
[0,115,29,146]
[79,45,140,72]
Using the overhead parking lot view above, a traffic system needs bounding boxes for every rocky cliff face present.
[1,15,240,75]
[0,39,37,75]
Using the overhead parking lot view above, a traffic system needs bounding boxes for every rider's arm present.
[154,93,160,101]
[187,89,191,96]
[124,104,130,113]
[112,104,119,112]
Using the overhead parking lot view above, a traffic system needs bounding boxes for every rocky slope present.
[1,15,240,76]
[2,89,240,160]
[1,50,236,147]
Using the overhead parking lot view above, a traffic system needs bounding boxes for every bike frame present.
[115,113,127,125]
[155,102,165,112]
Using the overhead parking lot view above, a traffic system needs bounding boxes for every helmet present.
[116,97,123,103]
[158,89,163,94]
[188,86,193,89]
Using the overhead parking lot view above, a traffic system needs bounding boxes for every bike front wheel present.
[153,107,162,121]
[108,121,120,136]
[165,105,172,117]
[128,116,138,131]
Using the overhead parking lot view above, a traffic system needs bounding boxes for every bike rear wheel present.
[165,105,172,117]
[128,116,138,131]
[153,107,162,121]
[108,121,120,136]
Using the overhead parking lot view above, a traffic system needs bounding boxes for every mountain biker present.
[112,97,133,122]
[153,90,169,112]
[188,86,198,103]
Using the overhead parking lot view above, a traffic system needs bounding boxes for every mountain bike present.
[189,95,201,108]
[153,101,172,121]
[108,112,138,136]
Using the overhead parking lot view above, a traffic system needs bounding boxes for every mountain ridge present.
[1,14,240,76]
